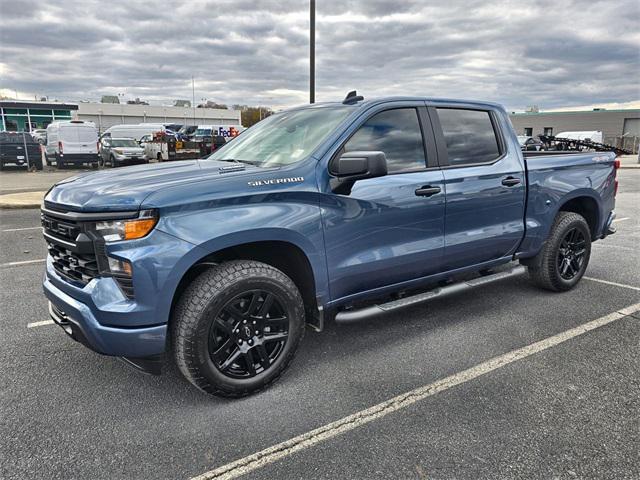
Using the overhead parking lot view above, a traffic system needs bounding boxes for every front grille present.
[41,213,81,243]
[42,208,135,298]
[48,241,99,285]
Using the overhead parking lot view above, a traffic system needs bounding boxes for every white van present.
[46,121,99,168]
[104,123,165,142]
[556,131,604,144]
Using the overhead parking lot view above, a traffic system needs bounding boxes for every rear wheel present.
[172,260,305,397]
[527,212,591,291]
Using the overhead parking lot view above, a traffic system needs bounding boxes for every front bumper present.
[57,153,100,163]
[44,266,167,357]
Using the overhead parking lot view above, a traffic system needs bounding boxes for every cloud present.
[0,0,638,110]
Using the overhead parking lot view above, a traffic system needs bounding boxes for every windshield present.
[207,106,352,167]
[112,139,139,147]
[194,128,212,136]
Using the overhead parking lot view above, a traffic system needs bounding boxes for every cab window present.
[343,108,426,173]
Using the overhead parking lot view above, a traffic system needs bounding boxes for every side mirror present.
[330,151,387,194]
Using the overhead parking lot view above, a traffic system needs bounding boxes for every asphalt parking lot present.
[0,170,638,480]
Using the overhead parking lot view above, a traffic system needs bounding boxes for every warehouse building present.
[509,109,640,153]
[0,100,241,134]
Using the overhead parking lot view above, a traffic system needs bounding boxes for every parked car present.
[0,132,42,170]
[103,123,165,142]
[45,120,99,168]
[164,123,183,133]
[177,125,197,139]
[41,94,618,397]
[517,135,546,151]
[100,137,148,167]
[31,129,48,144]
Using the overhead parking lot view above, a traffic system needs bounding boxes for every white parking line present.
[612,217,630,223]
[584,277,640,292]
[27,320,55,328]
[0,258,45,267]
[191,302,640,480]
[1,226,42,232]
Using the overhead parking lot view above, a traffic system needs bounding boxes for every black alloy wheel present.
[557,227,587,280]
[209,290,289,378]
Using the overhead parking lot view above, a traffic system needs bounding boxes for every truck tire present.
[172,260,305,397]
[527,212,591,292]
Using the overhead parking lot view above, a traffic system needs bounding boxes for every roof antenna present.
[342,90,364,105]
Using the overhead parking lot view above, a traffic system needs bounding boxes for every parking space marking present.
[584,277,640,292]
[191,302,640,480]
[0,258,45,267]
[1,226,42,232]
[27,320,55,328]
[592,243,636,252]
[612,217,630,223]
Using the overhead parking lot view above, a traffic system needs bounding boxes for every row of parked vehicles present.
[0,121,243,170]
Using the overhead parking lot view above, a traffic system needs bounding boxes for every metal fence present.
[604,135,639,154]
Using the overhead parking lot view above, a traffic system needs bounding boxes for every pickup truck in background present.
[0,132,43,170]
[41,94,618,397]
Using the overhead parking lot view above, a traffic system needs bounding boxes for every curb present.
[0,191,45,210]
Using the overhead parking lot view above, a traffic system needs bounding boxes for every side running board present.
[334,265,527,324]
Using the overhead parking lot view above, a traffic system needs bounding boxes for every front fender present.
[155,199,328,319]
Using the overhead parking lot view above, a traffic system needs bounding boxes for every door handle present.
[501,176,521,187]
[415,185,441,197]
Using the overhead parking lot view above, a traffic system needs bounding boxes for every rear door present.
[61,126,97,154]
[430,105,526,270]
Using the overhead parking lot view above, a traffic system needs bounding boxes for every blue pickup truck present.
[42,93,619,397]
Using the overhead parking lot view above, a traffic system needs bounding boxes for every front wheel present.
[527,212,591,291]
[172,260,305,397]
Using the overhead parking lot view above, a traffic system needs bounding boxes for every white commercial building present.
[0,100,241,134]
[74,102,242,133]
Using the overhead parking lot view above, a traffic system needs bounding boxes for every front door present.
[320,106,446,301]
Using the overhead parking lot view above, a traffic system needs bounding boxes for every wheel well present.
[559,196,599,239]
[170,241,318,329]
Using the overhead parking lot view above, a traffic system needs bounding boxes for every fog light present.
[107,257,132,276]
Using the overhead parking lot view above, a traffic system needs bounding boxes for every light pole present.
[310,0,315,104]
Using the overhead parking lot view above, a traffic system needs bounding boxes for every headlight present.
[94,209,158,242]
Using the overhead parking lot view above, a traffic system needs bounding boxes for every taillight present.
[614,157,620,196]
[58,141,63,155]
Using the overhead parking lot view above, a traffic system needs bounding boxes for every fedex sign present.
[213,126,242,138]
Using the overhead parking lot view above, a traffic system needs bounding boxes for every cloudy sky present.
[1,0,639,111]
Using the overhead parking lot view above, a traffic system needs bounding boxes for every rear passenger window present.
[436,108,501,166]
[344,108,426,173]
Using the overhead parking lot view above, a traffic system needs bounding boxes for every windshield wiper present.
[218,158,257,166]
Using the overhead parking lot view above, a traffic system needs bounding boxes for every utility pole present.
[192,76,196,124]
[310,0,315,103]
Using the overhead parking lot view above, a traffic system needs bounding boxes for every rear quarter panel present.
[518,152,616,257]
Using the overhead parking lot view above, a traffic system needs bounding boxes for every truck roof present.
[287,96,506,112]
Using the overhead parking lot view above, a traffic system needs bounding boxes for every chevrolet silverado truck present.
[41,93,618,397]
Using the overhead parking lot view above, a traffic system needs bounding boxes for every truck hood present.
[45,159,258,211]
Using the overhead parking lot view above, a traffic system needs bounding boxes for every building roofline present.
[510,109,640,116]
[0,100,79,110]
